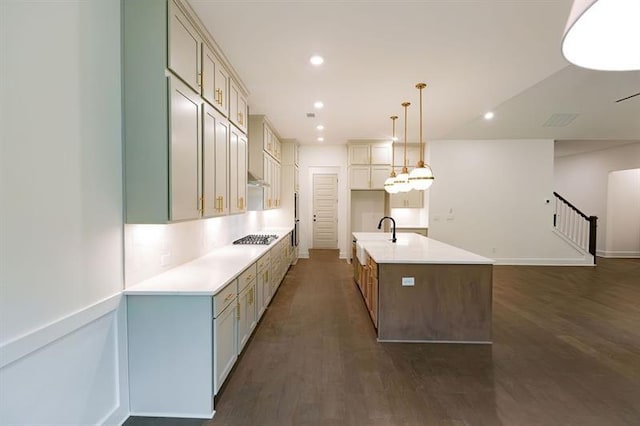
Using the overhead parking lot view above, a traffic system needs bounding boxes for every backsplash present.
[125,211,270,286]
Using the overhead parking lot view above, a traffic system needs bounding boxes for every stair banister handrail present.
[553,191,589,220]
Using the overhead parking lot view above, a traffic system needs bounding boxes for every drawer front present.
[257,252,270,273]
[238,263,257,291]
[214,280,238,317]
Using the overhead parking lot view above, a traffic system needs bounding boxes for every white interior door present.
[313,173,338,249]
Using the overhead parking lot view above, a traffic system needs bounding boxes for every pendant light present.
[384,116,400,194]
[562,0,640,71]
[394,102,412,193]
[408,83,435,190]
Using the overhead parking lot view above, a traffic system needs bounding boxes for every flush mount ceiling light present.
[394,102,412,193]
[384,116,400,194]
[309,55,324,66]
[562,0,640,71]
[408,83,435,191]
[484,111,495,120]
[316,124,324,130]
[314,101,324,109]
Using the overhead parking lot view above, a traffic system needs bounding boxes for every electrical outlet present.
[402,277,415,287]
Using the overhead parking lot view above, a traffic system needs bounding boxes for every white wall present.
[554,142,640,255]
[0,1,128,424]
[605,169,640,257]
[429,139,587,265]
[351,191,385,232]
[299,145,349,258]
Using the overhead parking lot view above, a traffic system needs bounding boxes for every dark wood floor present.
[125,252,640,426]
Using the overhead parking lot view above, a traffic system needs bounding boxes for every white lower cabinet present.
[128,296,214,418]
[256,253,270,318]
[126,232,295,419]
[213,295,238,394]
[238,280,257,353]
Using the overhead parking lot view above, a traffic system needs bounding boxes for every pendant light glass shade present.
[409,82,435,191]
[562,0,640,71]
[384,175,400,193]
[384,116,399,194]
[394,171,411,192]
[409,162,434,190]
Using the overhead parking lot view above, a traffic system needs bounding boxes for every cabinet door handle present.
[198,72,202,89]
[237,302,240,320]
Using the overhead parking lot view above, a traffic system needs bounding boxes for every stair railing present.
[553,192,597,263]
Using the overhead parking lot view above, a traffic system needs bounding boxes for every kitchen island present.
[352,232,494,343]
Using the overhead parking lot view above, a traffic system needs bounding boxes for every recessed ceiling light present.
[314,101,324,109]
[484,111,495,120]
[316,124,324,130]
[317,137,324,142]
[392,137,398,141]
[310,55,324,66]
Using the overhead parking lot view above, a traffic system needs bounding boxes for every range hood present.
[247,171,270,187]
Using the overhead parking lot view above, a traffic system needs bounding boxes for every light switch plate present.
[402,277,415,287]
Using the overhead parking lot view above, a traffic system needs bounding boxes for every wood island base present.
[377,263,493,343]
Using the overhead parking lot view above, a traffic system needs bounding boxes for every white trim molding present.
[0,293,122,368]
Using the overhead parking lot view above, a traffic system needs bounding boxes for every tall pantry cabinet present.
[123,0,248,223]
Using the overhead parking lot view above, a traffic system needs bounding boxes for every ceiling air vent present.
[306,112,316,118]
[542,113,579,127]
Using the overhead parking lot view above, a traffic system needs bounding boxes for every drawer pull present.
[246,274,253,282]
[224,293,234,302]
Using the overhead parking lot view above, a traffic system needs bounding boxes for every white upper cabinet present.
[370,143,391,164]
[201,43,229,117]
[349,145,370,164]
[348,142,392,189]
[370,166,391,189]
[169,76,202,221]
[350,166,371,190]
[168,0,201,93]
[123,0,249,223]
[202,103,228,217]
[229,124,247,214]
[393,144,421,168]
[349,143,392,165]
[229,79,248,134]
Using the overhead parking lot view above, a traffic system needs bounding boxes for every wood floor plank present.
[125,254,640,426]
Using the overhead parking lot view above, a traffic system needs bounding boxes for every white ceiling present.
[189,0,640,145]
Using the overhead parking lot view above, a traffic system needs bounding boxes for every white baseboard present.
[129,410,214,419]
[1,293,122,368]
[597,250,640,258]
[100,403,130,426]
[299,250,310,258]
[493,256,595,266]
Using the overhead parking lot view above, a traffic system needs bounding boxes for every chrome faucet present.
[377,216,397,243]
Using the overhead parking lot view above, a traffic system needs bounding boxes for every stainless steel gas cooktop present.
[232,234,278,245]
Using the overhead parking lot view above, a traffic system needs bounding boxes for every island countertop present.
[353,232,494,265]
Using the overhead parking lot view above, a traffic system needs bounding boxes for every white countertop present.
[124,227,293,296]
[352,232,493,265]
